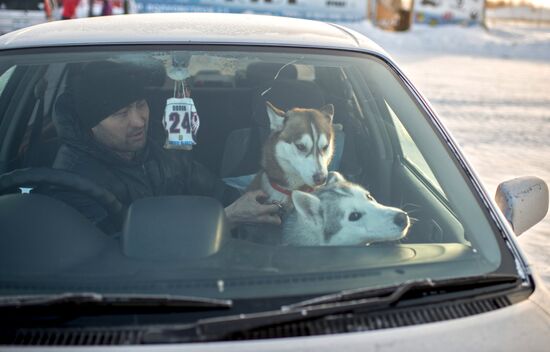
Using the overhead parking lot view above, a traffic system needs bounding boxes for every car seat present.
[221,78,346,190]
[238,62,298,88]
[202,63,298,175]
[19,79,61,168]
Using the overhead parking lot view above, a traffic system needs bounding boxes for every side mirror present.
[495,176,549,236]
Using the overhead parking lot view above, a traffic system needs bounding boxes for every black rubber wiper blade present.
[285,273,522,310]
[0,292,232,309]
[143,274,521,343]
[145,281,423,343]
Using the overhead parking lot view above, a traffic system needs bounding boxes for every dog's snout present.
[313,173,327,185]
[394,212,409,229]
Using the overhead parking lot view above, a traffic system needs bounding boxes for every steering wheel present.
[0,167,124,219]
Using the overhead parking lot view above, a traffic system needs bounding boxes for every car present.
[0,0,48,35]
[0,0,136,35]
[0,12,549,351]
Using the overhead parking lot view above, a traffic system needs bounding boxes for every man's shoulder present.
[53,144,111,178]
[52,143,131,201]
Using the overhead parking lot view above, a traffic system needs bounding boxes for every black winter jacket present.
[51,93,239,232]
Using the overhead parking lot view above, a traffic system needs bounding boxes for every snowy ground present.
[343,20,550,287]
[488,5,550,23]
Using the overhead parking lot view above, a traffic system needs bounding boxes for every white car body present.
[0,13,548,351]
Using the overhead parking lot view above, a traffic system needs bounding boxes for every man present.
[53,60,281,233]
[61,0,80,20]
[101,0,112,16]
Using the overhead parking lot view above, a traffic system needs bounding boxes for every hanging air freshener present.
[162,61,200,150]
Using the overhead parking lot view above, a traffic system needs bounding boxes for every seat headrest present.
[52,92,88,145]
[246,62,298,87]
[221,80,325,178]
[252,79,325,128]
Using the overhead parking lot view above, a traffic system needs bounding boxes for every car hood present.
[3,279,549,351]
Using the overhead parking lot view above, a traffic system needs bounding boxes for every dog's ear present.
[319,104,334,123]
[266,101,286,132]
[292,191,322,225]
[326,171,345,185]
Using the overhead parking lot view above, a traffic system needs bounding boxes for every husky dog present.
[282,172,410,246]
[248,101,335,206]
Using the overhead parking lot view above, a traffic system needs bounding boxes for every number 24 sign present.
[163,97,200,148]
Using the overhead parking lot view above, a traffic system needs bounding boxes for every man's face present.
[92,100,150,155]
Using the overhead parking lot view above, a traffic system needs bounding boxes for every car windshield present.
[0,46,516,303]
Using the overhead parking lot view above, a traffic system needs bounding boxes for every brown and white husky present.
[248,101,336,206]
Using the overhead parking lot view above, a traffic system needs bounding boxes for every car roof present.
[0,13,387,55]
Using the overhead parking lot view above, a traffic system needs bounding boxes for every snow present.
[341,19,550,287]
[488,5,550,22]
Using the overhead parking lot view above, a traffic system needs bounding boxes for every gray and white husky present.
[282,172,410,246]
[248,101,335,206]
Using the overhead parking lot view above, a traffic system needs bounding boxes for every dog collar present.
[269,180,314,196]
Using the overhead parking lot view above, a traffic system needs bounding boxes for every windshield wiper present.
[284,273,522,309]
[0,292,232,310]
[143,273,522,343]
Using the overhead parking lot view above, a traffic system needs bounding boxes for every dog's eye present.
[365,193,374,201]
[321,145,329,152]
[348,212,362,221]
[295,143,307,152]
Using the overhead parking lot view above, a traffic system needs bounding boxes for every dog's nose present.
[313,173,327,185]
[394,212,409,229]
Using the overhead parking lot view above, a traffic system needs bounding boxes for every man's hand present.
[224,190,282,225]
